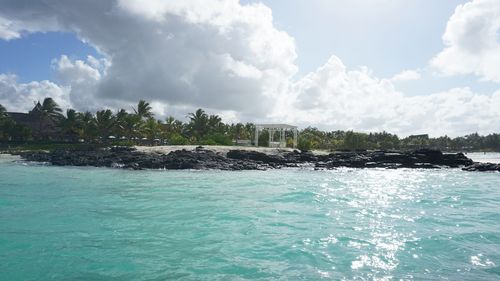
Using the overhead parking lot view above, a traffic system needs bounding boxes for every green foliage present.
[0,103,6,120]
[59,109,81,140]
[164,116,183,135]
[341,131,368,150]
[143,118,162,140]
[201,133,232,146]
[0,118,31,141]
[134,100,154,119]
[297,127,327,150]
[35,97,64,140]
[40,98,63,120]
[257,130,269,147]
[122,113,142,139]
[187,108,209,139]
[78,111,98,141]
[199,138,217,145]
[3,98,500,151]
[95,109,115,139]
[297,138,311,151]
[168,133,189,145]
[1,104,31,141]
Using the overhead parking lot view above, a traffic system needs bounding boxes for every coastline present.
[7,145,499,172]
[135,145,330,156]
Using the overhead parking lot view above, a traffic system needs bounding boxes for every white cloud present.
[53,55,104,84]
[276,56,500,136]
[390,69,421,82]
[431,0,500,82]
[51,55,108,111]
[0,17,21,40]
[0,0,499,136]
[0,74,71,113]
[0,0,297,117]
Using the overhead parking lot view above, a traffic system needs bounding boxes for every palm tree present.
[164,116,184,135]
[77,111,97,142]
[239,123,255,142]
[164,116,175,129]
[59,109,81,141]
[37,98,63,139]
[41,97,63,118]
[233,123,244,140]
[0,103,6,119]
[208,114,222,133]
[0,104,8,140]
[134,100,153,120]
[143,118,162,142]
[123,113,142,140]
[94,109,115,141]
[187,108,208,139]
[114,109,128,138]
[164,116,175,137]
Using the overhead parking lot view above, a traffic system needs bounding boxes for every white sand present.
[135,145,331,155]
[135,145,296,155]
[0,154,21,162]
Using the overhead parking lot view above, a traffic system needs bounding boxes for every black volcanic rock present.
[226,150,285,164]
[462,162,500,172]
[17,146,488,172]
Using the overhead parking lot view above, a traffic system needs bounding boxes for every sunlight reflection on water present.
[0,162,499,280]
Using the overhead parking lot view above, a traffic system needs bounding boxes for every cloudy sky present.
[0,0,499,136]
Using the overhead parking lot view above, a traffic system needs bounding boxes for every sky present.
[0,0,499,137]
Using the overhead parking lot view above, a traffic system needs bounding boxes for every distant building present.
[7,102,61,140]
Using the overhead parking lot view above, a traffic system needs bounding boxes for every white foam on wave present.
[470,254,495,267]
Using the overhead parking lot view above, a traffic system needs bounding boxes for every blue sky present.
[241,0,462,75]
[0,0,499,136]
[244,0,496,95]
[0,32,99,82]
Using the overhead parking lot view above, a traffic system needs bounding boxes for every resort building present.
[7,102,62,140]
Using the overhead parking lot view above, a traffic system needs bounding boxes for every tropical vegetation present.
[1,98,500,151]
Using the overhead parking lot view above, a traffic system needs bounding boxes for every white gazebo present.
[255,124,298,148]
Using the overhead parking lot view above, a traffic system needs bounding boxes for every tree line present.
[298,127,500,152]
[1,98,500,151]
[0,98,254,146]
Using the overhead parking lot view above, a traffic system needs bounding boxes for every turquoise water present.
[1,156,499,280]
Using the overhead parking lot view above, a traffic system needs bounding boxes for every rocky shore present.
[14,146,499,172]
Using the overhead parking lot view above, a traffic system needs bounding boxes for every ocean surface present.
[0,154,499,280]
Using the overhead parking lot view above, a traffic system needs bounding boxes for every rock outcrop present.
[15,147,489,172]
[462,162,500,172]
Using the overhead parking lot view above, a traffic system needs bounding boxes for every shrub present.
[200,133,232,145]
[169,133,189,145]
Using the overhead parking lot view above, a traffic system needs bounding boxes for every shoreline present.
[9,145,500,172]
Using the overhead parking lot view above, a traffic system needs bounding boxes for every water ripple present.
[0,163,499,280]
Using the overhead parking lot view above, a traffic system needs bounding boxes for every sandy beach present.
[135,145,303,155]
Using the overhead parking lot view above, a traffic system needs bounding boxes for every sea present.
[0,153,499,280]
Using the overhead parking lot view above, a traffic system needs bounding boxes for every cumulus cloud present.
[51,55,107,111]
[0,74,71,112]
[431,0,500,82]
[390,70,421,82]
[0,17,21,40]
[0,0,297,116]
[277,56,500,136]
[0,0,499,136]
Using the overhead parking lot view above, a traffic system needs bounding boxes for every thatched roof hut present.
[7,103,61,139]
